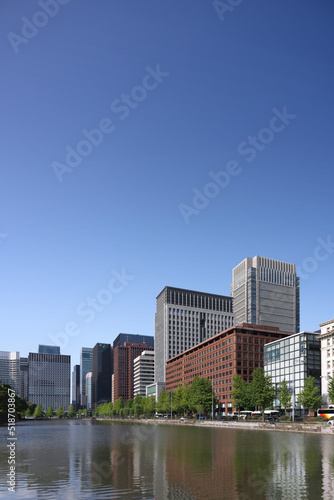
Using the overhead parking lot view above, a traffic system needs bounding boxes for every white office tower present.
[155,287,234,384]
[134,351,155,397]
[231,256,300,334]
[0,351,20,394]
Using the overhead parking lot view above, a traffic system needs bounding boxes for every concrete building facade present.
[155,286,234,384]
[134,350,155,397]
[166,323,291,416]
[72,364,80,410]
[264,331,321,411]
[318,318,334,405]
[231,256,300,333]
[28,348,70,412]
[19,357,29,400]
[0,351,20,394]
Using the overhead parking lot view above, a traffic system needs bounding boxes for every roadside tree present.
[297,376,323,413]
[251,368,275,421]
[278,379,291,416]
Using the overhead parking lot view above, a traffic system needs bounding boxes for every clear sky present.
[1,0,333,369]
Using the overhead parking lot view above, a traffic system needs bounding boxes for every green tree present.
[189,376,216,416]
[172,386,184,416]
[56,405,65,418]
[298,376,323,412]
[24,408,32,417]
[278,379,291,416]
[133,394,143,417]
[82,409,88,417]
[231,375,253,413]
[156,390,171,414]
[181,384,191,415]
[113,397,124,415]
[251,368,275,421]
[33,404,44,417]
[68,404,76,418]
[45,405,54,418]
[328,376,334,405]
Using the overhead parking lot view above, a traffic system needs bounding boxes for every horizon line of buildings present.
[1,255,333,414]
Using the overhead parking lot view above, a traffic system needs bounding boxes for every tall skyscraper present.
[80,347,93,407]
[231,256,300,333]
[92,343,113,408]
[155,286,234,384]
[72,364,80,410]
[20,357,29,400]
[28,346,70,412]
[0,351,20,394]
[113,342,154,401]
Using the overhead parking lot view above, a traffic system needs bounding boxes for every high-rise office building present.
[72,364,80,410]
[86,372,93,411]
[28,346,70,412]
[38,345,60,355]
[114,342,154,401]
[155,286,234,383]
[19,357,29,400]
[113,333,154,349]
[0,351,20,394]
[92,343,113,408]
[134,351,155,397]
[80,347,93,407]
[231,256,300,333]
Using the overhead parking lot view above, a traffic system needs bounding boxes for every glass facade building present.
[264,332,321,410]
[80,347,93,407]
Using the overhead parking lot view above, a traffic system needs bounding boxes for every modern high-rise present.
[155,286,234,383]
[0,351,20,394]
[113,333,154,349]
[86,372,93,411]
[72,364,80,410]
[134,351,155,397]
[231,256,300,333]
[113,342,154,401]
[28,346,70,412]
[80,347,93,407]
[92,343,113,408]
[20,357,29,400]
[318,318,334,405]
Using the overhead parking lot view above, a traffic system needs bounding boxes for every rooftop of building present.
[156,285,232,301]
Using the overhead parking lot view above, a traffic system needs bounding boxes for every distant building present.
[155,286,234,384]
[231,256,300,333]
[113,333,154,349]
[113,342,154,401]
[72,365,80,410]
[80,347,93,407]
[134,351,155,397]
[264,331,321,412]
[92,343,113,408]
[86,372,93,411]
[20,357,29,400]
[38,345,60,355]
[166,323,291,416]
[318,318,334,405]
[0,351,20,394]
[28,348,70,412]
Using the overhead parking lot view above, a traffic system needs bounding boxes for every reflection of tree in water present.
[233,430,273,500]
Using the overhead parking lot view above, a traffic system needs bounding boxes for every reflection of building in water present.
[321,436,334,500]
[163,427,238,499]
[268,433,307,498]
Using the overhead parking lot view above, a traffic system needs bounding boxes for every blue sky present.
[1,0,333,368]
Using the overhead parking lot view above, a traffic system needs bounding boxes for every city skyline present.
[1,1,333,369]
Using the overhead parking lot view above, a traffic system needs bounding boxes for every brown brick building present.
[113,342,154,401]
[166,323,291,415]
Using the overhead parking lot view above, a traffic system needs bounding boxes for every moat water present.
[0,419,333,499]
